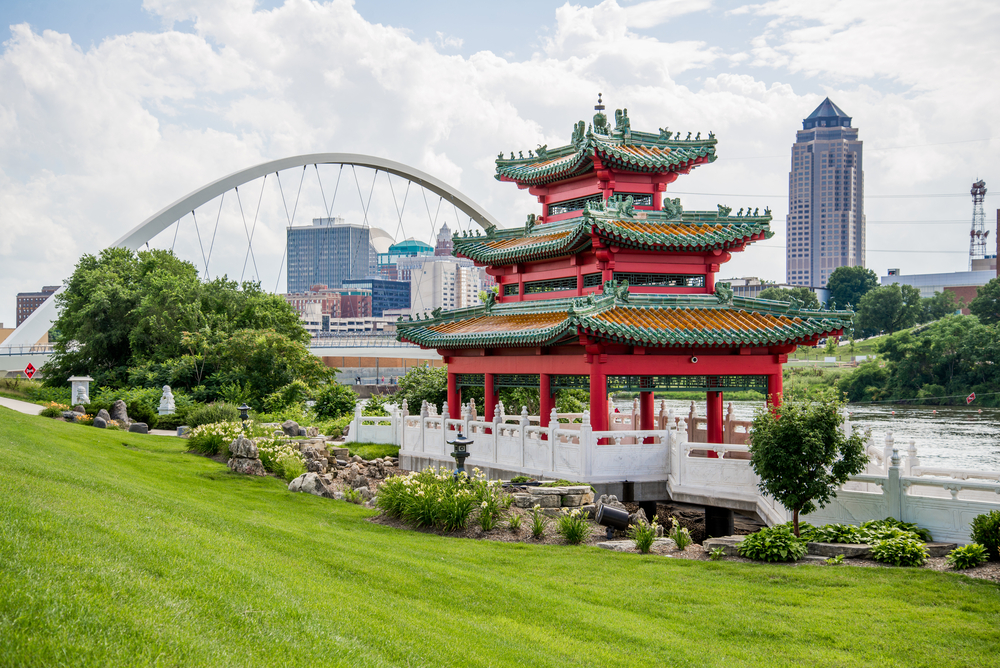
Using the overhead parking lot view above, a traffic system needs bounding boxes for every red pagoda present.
[397,100,851,442]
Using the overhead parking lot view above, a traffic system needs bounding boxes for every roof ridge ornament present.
[717,204,731,218]
[604,278,630,303]
[586,194,635,218]
[663,197,683,218]
[714,282,734,306]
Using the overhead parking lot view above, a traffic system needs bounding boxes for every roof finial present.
[595,93,605,112]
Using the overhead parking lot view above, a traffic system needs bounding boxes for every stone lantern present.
[448,431,473,479]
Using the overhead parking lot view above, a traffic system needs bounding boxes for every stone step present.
[807,542,871,558]
[925,542,958,558]
[702,535,745,556]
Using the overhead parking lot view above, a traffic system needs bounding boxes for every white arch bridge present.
[2,153,498,373]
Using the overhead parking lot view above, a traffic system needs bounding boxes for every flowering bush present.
[256,435,306,481]
[377,466,506,533]
[187,420,268,456]
[556,509,591,545]
[40,402,71,418]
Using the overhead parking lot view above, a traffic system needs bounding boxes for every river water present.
[612,398,1000,472]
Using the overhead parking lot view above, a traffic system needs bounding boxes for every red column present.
[447,372,459,420]
[539,373,552,428]
[640,390,655,444]
[767,372,783,407]
[706,391,723,444]
[589,367,608,433]
[484,373,496,420]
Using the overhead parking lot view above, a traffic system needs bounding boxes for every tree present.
[854,284,921,336]
[748,396,868,536]
[396,365,447,412]
[920,290,958,324]
[44,248,308,388]
[314,383,359,420]
[826,266,879,309]
[969,278,1000,325]
[757,286,820,310]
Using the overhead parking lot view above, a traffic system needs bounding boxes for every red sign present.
[24,363,36,379]
[967,392,976,405]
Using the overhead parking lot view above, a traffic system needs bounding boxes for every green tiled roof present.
[451,198,772,265]
[495,118,717,186]
[397,287,852,350]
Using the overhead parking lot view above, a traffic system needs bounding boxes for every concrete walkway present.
[0,396,43,415]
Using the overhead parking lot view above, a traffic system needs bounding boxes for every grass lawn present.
[1,410,998,667]
[346,442,400,460]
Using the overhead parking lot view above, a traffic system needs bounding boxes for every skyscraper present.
[786,98,865,288]
[286,217,377,293]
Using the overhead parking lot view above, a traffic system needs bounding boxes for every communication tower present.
[969,179,988,269]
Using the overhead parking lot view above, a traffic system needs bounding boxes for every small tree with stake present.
[748,394,868,537]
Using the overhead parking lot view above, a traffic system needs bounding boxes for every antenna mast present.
[969,180,988,270]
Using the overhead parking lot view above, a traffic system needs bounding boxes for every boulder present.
[96,409,111,422]
[358,487,375,501]
[128,423,148,435]
[229,457,266,476]
[701,535,745,557]
[110,400,129,424]
[281,420,300,437]
[351,455,364,464]
[61,411,78,420]
[73,405,86,414]
[93,416,107,429]
[305,426,319,438]
[306,459,327,474]
[287,472,336,498]
[229,436,259,459]
[353,476,370,490]
[561,494,587,507]
[177,426,190,437]
[630,508,649,525]
[595,494,627,513]
[297,427,307,437]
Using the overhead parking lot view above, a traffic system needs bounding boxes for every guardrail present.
[309,336,417,349]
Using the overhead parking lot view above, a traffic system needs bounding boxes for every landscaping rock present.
[229,458,266,476]
[288,472,337,498]
[93,416,107,429]
[128,423,148,434]
[580,504,597,517]
[351,455,364,464]
[353,476,370,490]
[926,542,958,558]
[281,420,299,437]
[561,494,586,507]
[177,426,189,437]
[61,411,78,420]
[595,494,627,513]
[702,535,745,556]
[305,426,319,438]
[597,538,676,552]
[511,493,533,509]
[96,409,111,422]
[330,447,350,460]
[73,405,86,414]
[110,400,129,424]
[359,487,375,501]
[297,427,307,437]
[229,436,259,459]
[807,542,871,559]
[630,508,649,525]
[528,494,561,508]
[306,459,326,473]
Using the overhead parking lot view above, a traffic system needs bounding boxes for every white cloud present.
[0,0,996,328]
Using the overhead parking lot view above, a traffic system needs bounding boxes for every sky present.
[1,0,998,328]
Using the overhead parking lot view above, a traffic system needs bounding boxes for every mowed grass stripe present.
[1,408,998,667]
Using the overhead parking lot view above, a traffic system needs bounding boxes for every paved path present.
[0,396,43,415]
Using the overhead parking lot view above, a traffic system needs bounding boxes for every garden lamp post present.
[238,403,250,431]
[448,432,473,479]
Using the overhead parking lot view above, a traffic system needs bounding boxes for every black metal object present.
[238,403,250,431]
[448,432,473,479]
[705,506,735,538]
[595,504,631,539]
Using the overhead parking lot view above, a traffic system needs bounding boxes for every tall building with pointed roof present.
[786,98,865,288]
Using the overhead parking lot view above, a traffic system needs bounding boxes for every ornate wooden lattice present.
[523,276,578,295]
[550,375,590,390]
[493,374,540,388]
[582,273,603,287]
[503,283,520,296]
[613,272,705,288]
[606,375,769,392]
[455,374,485,388]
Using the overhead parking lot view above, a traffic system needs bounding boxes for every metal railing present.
[0,344,56,356]
[309,335,417,349]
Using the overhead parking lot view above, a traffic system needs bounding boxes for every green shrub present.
[279,454,306,482]
[476,480,510,532]
[709,547,725,561]
[507,514,522,531]
[40,403,69,418]
[320,414,353,439]
[808,523,864,544]
[628,515,658,554]
[256,436,306,480]
[263,379,313,413]
[668,517,693,551]
[154,413,188,431]
[188,402,240,428]
[970,510,1000,560]
[826,554,845,565]
[126,401,158,429]
[870,536,928,566]
[737,526,807,562]
[946,543,989,570]
[509,475,533,484]
[363,392,391,417]
[343,487,364,505]
[187,420,264,456]
[314,383,358,420]
[556,510,591,545]
[860,518,931,543]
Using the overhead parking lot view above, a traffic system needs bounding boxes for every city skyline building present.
[786,98,865,288]
[285,217,379,293]
[15,285,59,327]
